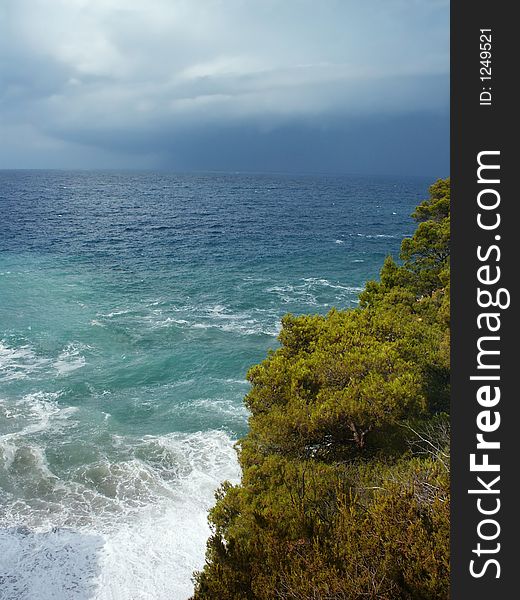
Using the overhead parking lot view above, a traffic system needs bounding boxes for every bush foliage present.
[192,179,450,600]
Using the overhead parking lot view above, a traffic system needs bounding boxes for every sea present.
[0,170,430,599]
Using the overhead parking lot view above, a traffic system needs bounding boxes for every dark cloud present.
[0,0,449,174]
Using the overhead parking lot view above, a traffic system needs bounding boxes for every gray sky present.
[0,0,449,175]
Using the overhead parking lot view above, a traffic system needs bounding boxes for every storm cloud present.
[0,0,449,175]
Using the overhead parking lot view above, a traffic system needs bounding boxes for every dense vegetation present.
[192,179,450,600]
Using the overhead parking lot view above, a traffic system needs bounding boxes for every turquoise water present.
[0,171,428,599]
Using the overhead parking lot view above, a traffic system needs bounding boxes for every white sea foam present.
[0,430,240,600]
[0,342,50,383]
[102,309,137,319]
[212,378,249,386]
[302,278,363,292]
[0,341,88,381]
[0,528,103,600]
[352,232,409,239]
[97,302,280,337]
[1,392,76,439]
[188,397,249,420]
[0,392,78,473]
[53,343,88,376]
[149,304,280,337]
[266,278,362,306]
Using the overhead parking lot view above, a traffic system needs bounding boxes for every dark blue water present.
[0,170,429,599]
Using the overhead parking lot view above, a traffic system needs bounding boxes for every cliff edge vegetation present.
[192,178,450,600]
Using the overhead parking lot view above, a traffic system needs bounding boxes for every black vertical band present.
[451,2,517,597]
